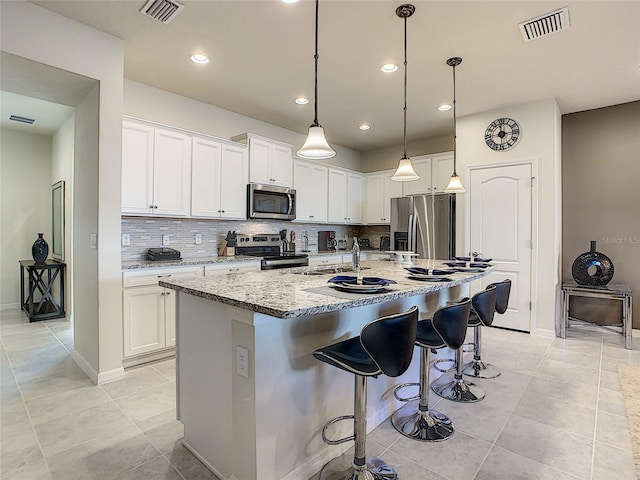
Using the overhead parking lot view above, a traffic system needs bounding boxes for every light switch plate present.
[122,233,131,246]
[90,233,97,249]
[194,233,202,245]
[236,346,249,378]
[162,234,170,246]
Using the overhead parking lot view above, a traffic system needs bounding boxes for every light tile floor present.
[1,307,637,480]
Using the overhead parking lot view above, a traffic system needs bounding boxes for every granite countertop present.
[160,259,492,319]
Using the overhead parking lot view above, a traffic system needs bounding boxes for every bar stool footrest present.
[393,382,420,402]
[322,415,355,445]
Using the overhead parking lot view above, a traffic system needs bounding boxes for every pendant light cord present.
[313,0,320,127]
[452,62,457,174]
[402,14,408,159]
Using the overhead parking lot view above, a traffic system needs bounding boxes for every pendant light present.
[444,57,466,193]
[297,0,336,160]
[391,4,419,182]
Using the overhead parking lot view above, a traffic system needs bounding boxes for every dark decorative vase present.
[571,240,614,286]
[32,233,49,265]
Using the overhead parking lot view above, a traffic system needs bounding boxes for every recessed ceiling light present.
[282,0,299,3]
[190,54,209,64]
[381,63,398,73]
[438,104,452,111]
[358,123,371,131]
[295,97,309,105]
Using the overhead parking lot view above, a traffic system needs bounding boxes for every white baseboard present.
[122,347,175,368]
[533,328,556,338]
[72,349,125,385]
[97,366,126,385]
[632,328,640,338]
[1,303,20,311]
[72,349,98,384]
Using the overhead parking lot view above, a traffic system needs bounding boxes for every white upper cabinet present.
[233,134,294,188]
[401,152,454,196]
[122,119,191,216]
[191,136,248,219]
[346,172,364,224]
[328,168,363,224]
[364,170,403,224]
[294,160,328,223]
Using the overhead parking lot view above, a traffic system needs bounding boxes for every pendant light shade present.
[444,57,466,193]
[391,4,419,182]
[392,157,420,181]
[297,0,336,160]
[297,126,335,159]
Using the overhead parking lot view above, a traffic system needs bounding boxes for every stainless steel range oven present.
[235,234,308,270]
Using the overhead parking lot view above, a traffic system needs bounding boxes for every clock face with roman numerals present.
[484,117,521,151]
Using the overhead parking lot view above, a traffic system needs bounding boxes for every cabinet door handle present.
[165,291,170,296]
[160,292,165,296]
[149,205,154,208]
[157,274,172,278]
[228,268,240,272]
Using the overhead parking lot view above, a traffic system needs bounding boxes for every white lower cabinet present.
[308,254,345,266]
[122,266,202,362]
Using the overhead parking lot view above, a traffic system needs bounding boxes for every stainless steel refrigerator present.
[390,194,456,260]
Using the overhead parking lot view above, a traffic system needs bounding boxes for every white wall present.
[51,114,74,319]
[360,134,454,173]
[0,129,52,307]
[124,80,362,171]
[1,1,125,383]
[456,98,562,334]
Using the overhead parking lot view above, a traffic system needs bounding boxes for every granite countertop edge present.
[159,264,492,319]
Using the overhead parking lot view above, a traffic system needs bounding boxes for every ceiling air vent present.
[139,0,184,24]
[9,115,36,125]
[519,6,571,42]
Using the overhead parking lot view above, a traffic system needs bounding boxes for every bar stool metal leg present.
[391,347,454,441]
[320,376,398,480]
[461,326,501,379]
[431,346,485,403]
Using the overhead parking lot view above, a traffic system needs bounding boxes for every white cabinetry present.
[204,261,261,276]
[191,136,248,219]
[122,120,192,216]
[328,169,363,224]
[122,266,202,363]
[308,254,344,267]
[364,171,403,224]
[233,134,294,187]
[294,160,328,223]
[402,153,454,196]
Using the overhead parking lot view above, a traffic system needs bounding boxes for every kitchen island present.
[161,259,491,480]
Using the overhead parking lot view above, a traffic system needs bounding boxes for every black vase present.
[32,233,49,264]
[571,240,614,286]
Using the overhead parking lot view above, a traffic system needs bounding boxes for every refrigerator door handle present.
[411,213,419,254]
[408,214,414,252]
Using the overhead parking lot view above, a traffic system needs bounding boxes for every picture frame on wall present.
[52,180,65,261]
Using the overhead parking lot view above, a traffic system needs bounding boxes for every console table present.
[560,281,632,349]
[19,260,66,322]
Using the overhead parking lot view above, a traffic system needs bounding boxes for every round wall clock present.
[484,117,521,151]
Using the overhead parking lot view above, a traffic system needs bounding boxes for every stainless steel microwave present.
[247,184,296,220]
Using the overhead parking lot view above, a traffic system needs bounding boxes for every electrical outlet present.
[194,233,202,245]
[162,234,170,246]
[236,346,249,378]
[121,234,131,246]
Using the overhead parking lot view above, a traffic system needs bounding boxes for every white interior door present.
[469,163,533,332]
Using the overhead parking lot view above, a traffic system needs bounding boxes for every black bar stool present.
[391,298,472,441]
[313,306,418,480]
[463,279,512,379]
[431,286,497,403]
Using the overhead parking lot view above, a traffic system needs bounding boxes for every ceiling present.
[21,1,640,151]
[0,91,74,135]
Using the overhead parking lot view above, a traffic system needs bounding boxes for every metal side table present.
[20,260,66,322]
[560,281,632,349]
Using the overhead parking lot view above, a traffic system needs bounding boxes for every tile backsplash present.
[122,217,389,261]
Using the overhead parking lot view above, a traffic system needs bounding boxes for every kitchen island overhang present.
[161,260,492,480]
